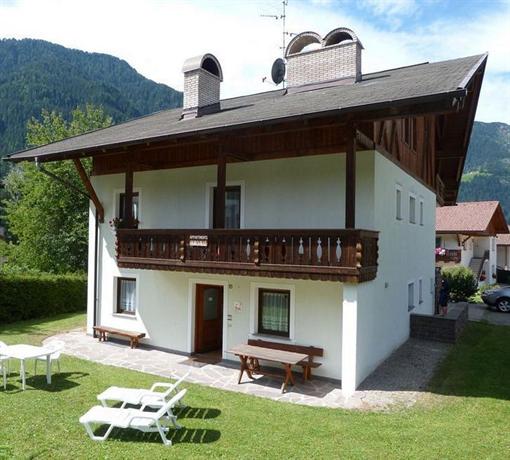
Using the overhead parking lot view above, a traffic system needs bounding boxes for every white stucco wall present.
[342,150,436,393]
[86,150,435,386]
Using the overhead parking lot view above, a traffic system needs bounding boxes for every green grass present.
[1,314,510,459]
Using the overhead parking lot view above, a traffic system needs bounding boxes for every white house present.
[496,226,510,271]
[6,28,487,394]
[436,201,508,284]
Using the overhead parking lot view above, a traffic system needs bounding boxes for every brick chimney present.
[285,28,363,90]
[182,53,223,119]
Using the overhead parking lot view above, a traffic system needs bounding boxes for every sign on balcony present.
[189,235,208,247]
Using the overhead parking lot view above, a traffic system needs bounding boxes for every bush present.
[469,283,500,304]
[0,273,86,323]
[442,266,478,302]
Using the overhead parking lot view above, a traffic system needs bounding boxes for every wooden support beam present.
[124,170,134,226]
[73,159,104,223]
[214,155,226,229]
[345,124,356,229]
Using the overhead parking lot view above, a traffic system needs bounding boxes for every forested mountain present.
[0,38,182,176]
[0,39,509,220]
[459,122,510,220]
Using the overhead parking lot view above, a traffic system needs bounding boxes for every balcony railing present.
[115,228,379,283]
[435,248,461,264]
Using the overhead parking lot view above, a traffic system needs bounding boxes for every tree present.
[2,105,112,273]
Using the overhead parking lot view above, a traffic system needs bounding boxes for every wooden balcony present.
[435,248,461,264]
[116,228,379,283]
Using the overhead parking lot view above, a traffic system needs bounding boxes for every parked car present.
[481,286,510,312]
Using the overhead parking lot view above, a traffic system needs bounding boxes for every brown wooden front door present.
[195,284,223,353]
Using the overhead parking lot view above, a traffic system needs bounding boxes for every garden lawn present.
[1,314,510,459]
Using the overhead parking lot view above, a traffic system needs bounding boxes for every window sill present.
[112,313,138,319]
[408,305,415,312]
[249,333,294,343]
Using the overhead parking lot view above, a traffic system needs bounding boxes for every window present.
[408,282,415,311]
[213,186,241,229]
[419,200,424,226]
[116,277,136,315]
[118,192,139,221]
[436,237,442,248]
[419,278,423,304]
[258,289,290,337]
[409,195,416,224]
[396,188,402,220]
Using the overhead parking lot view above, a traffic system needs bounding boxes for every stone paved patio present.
[45,330,451,411]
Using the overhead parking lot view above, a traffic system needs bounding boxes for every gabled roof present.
[6,53,486,163]
[436,201,509,236]
[497,226,510,246]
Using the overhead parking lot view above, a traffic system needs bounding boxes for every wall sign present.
[189,235,208,247]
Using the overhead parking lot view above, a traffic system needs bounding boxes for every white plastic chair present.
[97,373,189,410]
[80,389,187,446]
[35,340,64,375]
[0,341,9,385]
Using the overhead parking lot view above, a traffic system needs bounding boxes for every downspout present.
[35,157,101,337]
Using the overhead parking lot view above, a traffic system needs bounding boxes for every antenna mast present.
[260,1,290,86]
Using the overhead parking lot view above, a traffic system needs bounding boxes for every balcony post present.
[214,154,226,229]
[124,169,134,227]
[345,124,356,229]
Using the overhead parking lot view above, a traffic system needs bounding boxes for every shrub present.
[0,272,86,323]
[469,283,500,304]
[442,266,478,302]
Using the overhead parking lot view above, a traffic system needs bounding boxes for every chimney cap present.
[182,53,223,81]
[285,27,363,57]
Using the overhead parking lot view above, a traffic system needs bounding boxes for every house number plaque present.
[189,235,208,247]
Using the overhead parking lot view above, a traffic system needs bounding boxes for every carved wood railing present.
[116,228,379,283]
[435,248,461,264]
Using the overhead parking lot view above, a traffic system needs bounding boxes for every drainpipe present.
[35,157,100,336]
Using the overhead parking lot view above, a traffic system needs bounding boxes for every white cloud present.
[0,0,508,123]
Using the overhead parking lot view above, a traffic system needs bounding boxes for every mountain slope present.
[459,121,510,219]
[0,38,182,174]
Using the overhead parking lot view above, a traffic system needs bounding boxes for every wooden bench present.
[248,339,323,380]
[93,326,145,349]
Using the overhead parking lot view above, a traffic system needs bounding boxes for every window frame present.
[114,188,142,224]
[257,288,291,338]
[395,185,403,221]
[419,198,424,226]
[116,277,137,316]
[118,191,140,221]
[206,181,245,229]
[409,194,416,224]
[408,281,415,312]
[418,278,423,304]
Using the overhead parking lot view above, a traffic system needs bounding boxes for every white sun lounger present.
[97,373,188,410]
[80,388,187,446]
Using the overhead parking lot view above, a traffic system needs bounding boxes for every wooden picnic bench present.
[93,326,145,349]
[248,339,323,380]
[229,343,308,393]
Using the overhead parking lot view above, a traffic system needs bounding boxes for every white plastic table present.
[2,344,53,390]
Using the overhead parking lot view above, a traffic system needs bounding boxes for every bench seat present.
[247,339,324,380]
[93,326,145,349]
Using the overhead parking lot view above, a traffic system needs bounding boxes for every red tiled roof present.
[497,226,510,245]
[436,201,509,235]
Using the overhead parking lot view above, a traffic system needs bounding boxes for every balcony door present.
[212,185,241,229]
[194,284,224,353]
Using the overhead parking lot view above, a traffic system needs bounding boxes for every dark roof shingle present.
[6,53,486,162]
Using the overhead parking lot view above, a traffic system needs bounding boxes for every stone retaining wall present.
[410,303,468,343]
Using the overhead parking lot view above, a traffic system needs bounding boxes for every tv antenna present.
[260,1,293,86]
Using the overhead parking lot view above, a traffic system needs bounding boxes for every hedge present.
[0,273,87,323]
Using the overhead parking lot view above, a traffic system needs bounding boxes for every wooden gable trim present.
[73,159,104,223]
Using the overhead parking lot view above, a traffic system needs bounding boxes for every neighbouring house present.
[5,27,486,394]
[497,226,510,269]
[436,201,509,284]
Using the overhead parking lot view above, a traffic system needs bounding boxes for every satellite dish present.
[271,58,286,85]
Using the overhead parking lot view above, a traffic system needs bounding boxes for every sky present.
[0,0,509,123]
